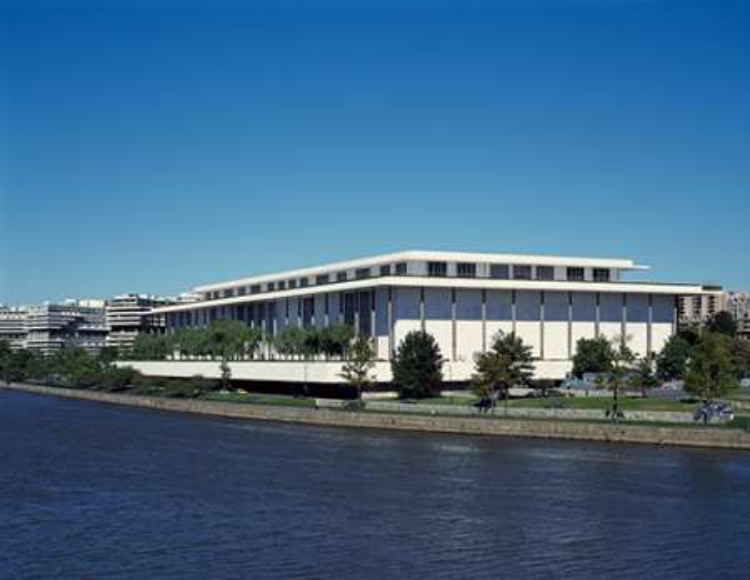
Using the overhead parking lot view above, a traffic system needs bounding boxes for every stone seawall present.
[4,383,750,450]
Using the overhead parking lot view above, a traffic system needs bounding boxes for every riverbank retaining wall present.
[4,383,750,450]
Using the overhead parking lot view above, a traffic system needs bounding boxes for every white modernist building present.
[130,250,711,386]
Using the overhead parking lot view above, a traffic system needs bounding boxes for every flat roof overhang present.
[152,277,708,314]
[193,250,649,293]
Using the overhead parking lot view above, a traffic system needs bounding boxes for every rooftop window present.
[567,267,585,282]
[428,262,447,277]
[536,266,554,281]
[513,265,532,280]
[593,268,610,282]
[457,263,476,278]
[489,264,509,279]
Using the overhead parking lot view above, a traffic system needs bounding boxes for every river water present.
[1,390,748,579]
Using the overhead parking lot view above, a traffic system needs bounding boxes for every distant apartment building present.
[25,300,108,355]
[725,291,750,339]
[677,287,724,326]
[105,294,176,352]
[0,306,28,349]
[678,289,750,336]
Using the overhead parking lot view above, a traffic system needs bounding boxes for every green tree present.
[656,334,693,381]
[339,335,376,401]
[205,320,247,360]
[572,337,614,378]
[132,333,172,361]
[601,338,636,423]
[391,331,444,399]
[321,324,355,359]
[275,326,307,359]
[707,311,737,337]
[54,347,101,388]
[471,332,534,412]
[241,326,265,360]
[1,348,34,384]
[632,353,660,397]
[97,346,119,368]
[684,332,738,402]
[219,358,232,391]
[732,338,750,379]
[301,327,323,359]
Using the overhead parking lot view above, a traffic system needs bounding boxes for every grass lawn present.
[199,392,315,407]
[416,394,696,413]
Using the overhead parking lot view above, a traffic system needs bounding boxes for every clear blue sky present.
[1,0,749,304]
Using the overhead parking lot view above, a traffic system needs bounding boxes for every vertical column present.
[451,288,457,362]
[539,291,545,360]
[567,292,573,359]
[595,292,601,338]
[511,290,517,335]
[354,293,360,336]
[647,294,653,356]
[481,289,487,352]
[420,287,425,333]
[388,287,394,358]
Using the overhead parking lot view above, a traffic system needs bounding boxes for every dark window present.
[490,264,509,279]
[395,262,407,275]
[593,268,610,282]
[336,271,348,282]
[513,265,532,280]
[250,285,261,294]
[536,266,554,280]
[457,263,476,278]
[567,267,585,281]
[380,264,391,276]
[316,274,330,285]
[428,262,447,277]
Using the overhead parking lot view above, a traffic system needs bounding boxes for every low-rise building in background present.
[24,300,108,356]
[105,294,176,353]
[0,306,28,350]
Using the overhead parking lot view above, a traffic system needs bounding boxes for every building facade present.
[0,306,28,350]
[25,300,108,356]
[106,294,175,353]
[140,251,709,383]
